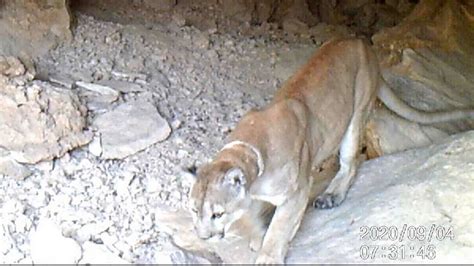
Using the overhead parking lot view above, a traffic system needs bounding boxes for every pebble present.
[29,219,82,264]
[80,241,130,264]
[76,221,113,242]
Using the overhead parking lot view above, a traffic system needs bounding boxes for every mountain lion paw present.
[313,192,344,209]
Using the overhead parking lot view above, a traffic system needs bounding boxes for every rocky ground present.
[0,11,344,263]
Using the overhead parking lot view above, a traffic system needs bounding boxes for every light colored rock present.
[111,70,147,82]
[79,241,129,264]
[365,107,450,157]
[92,99,171,159]
[0,62,92,164]
[158,131,474,263]
[172,13,187,28]
[30,219,82,264]
[76,81,120,99]
[76,221,113,243]
[88,137,103,157]
[75,81,120,111]
[0,56,26,77]
[153,242,214,264]
[34,160,55,173]
[98,80,145,93]
[0,156,31,180]
[48,74,75,89]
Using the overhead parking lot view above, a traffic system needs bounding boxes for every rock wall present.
[71,0,415,37]
[0,0,72,58]
[366,0,474,157]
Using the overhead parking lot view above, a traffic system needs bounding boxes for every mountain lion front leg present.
[255,186,310,264]
[255,146,311,264]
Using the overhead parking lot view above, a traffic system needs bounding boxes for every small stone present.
[154,71,171,88]
[194,33,210,49]
[0,156,31,180]
[154,242,213,264]
[171,119,182,129]
[0,56,26,77]
[88,136,103,157]
[172,13,186,27]
[116,179,130,198]
[111,70,148,82]
[170,190,182,201]
[76,81,120,101]
[146,178,162,193]
[35,160,54,172]
[2,198,25,215]
[92,100,172,159]
[15,214,32,233]
[98,80,145,93]
[177,149,188,159]
[76,221,113,243]
[48,74,75,89]
[142,215,153,230]
[79,241,130,264]
[30,219,82,264]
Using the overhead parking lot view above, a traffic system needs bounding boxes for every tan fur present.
[189,38,473,263]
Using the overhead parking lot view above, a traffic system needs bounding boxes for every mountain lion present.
[187,38,474,264]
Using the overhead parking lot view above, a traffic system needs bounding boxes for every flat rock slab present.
[289,130,474,263]
[157,130,474,263]
[91,99,171,159]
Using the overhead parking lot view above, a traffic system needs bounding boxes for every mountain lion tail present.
[378,81,474,124]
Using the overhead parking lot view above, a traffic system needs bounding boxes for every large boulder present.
[287,130,474,263]
[0,56,91,172]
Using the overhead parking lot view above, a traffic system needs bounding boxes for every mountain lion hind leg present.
[314,96,373,209]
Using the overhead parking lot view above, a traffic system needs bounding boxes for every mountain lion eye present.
[211,212,223,220]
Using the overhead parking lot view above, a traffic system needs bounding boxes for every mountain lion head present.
[187,161,250,240]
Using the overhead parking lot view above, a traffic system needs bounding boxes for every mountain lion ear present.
[224,167,246,186]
